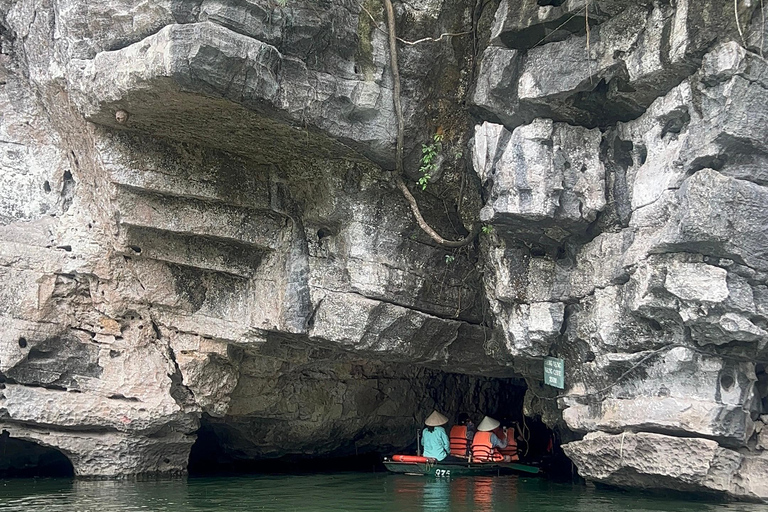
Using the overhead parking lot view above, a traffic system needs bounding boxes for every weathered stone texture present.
[1,0,768,501]
[563,432,768,501]
[471,0,768,502]
[0,0,498,479]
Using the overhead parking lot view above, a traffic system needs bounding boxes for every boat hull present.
[383,460,541,477]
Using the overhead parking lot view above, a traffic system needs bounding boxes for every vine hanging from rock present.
[381,0,480,248]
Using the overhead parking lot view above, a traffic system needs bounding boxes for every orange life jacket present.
[449,425,469,457]
[470,431,505,462]
[498,430,519,461]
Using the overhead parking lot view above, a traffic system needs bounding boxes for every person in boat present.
[471,416,515,463]
[497,421,520,461]
[449,412,475,458]
[421,410,451,461]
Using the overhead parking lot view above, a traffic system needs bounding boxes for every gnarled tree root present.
[382,0,478,248]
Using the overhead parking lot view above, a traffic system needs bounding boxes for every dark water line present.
[0,473,765,512]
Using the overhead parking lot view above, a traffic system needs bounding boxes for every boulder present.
[473,119,605,245]
[564,432,768,502]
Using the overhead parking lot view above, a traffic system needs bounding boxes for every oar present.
[416,428,421,456]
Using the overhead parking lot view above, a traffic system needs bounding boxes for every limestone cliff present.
[0,0,766,502]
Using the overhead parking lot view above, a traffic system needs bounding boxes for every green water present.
[0,473,766,512]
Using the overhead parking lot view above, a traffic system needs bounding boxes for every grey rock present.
[1,0,768,499]
[490,0,636,50]
[474,1,767,129]
[471,46,522,128]
[476,37,768,501]
[68,22,396,167]
[473,120,605,246]
[564,432,768,501]
[658,169,768,273]
[561,347,757,446]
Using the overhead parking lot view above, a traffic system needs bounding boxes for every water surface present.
[1,473,766,511]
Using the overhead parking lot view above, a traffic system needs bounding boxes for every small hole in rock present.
[129,246,142,254]
[647,319,663,331]
[43,181,51,193]
[354,64,360,74]
[721,374,735,391]
[637,145,648,166]
[18,338,27,349]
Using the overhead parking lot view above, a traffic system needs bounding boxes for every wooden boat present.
[383,457,542,477]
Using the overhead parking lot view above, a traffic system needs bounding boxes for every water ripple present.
[0,474,764,512]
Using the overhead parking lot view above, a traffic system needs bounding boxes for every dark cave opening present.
[0,433,75,478]
[188,420,386,475]
[188,371,566,477]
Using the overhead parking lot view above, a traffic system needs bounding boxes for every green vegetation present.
[418,132,443,191]
[444,254,455,264]
[383,0,480,248]
[481,225,493,235]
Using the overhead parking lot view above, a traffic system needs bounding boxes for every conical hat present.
[424,410,449,426]
[477,416,500,432]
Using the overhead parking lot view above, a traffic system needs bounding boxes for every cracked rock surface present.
[1,0,768,500]
[472,1,768,501]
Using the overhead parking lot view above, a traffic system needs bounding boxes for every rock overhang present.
[67,21,395,167]
[473,0,767,131]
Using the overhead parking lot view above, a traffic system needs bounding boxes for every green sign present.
[544,357,565,389]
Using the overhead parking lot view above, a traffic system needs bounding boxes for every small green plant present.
[418,132,443,191]
[481,225,493,235]
[444,254,455,264]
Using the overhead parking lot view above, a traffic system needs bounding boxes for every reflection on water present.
[0,473,765,512]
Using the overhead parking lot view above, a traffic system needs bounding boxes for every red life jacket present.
[470,431,505,462]
[449,425,469,457]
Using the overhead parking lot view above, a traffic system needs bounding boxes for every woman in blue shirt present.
[421,410,450,461]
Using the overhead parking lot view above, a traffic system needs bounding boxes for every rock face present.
[563,432,768,501]
[1,0,767,502]
[471,0,768,502]
[0,0,500,478]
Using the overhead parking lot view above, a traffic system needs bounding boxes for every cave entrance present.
[187,367,561,476]
[0,432,75,478]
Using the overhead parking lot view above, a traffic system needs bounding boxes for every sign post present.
[543,357,565,389]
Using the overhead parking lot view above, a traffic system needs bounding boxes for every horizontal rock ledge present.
[68,22,397,167]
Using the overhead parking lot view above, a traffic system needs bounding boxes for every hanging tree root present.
[382,0,479,248]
